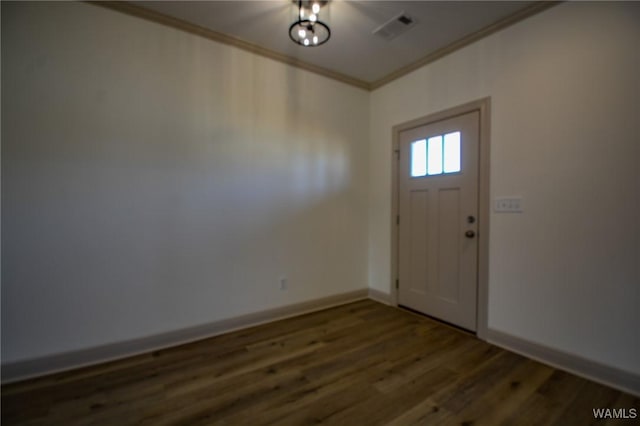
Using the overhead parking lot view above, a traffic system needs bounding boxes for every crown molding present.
[90,1,371,90]
[90,1,560,92]
[369,1,561,90]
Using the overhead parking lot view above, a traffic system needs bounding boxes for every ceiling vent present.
[372,12,417,41]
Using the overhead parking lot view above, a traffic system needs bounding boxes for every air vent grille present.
[372,12,417,41]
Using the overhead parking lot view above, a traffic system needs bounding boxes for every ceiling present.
[124,1,549,89]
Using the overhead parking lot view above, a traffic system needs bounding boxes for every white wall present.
[369,2,640,375]
[1,2,369,363]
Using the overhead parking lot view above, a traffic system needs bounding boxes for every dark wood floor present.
[2,300,637,425]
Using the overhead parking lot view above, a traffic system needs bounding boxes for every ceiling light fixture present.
[289,0,330,47]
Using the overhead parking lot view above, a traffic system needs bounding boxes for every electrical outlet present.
[279,276,288,291]
[494,197,523,213]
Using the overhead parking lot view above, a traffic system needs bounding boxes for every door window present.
[410,131,461,177]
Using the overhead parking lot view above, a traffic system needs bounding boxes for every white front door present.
[398,111,479,331]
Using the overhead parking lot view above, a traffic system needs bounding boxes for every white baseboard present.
[8,294,636,398]
[1,289,368,384]
[487,328,640,397]
[368,288,393,305]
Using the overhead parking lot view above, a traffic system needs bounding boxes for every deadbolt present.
[465,230,476,238]
[467,216,476,224]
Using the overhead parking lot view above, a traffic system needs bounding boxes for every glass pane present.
[427,136,443,175]
[411,139,427,177]
[443,132,461,173]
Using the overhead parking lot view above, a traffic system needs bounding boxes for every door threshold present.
[398,304,476,337]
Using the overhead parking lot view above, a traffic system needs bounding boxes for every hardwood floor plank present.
[2,300,636,426]
[429,349,524,415]
[274,366,457,426]
[449,358,555,425]
[209,319,428,424]
[603,393,640,425]
[372,334,476,394]
[551,379,622,426]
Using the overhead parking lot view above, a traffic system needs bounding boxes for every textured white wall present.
[369,2,640,374]
[1,2,369,363]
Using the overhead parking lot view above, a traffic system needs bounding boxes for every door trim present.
[391,97,491,340]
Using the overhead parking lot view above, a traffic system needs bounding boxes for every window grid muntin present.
[410,131,461,178]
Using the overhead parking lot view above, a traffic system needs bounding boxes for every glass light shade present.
[289,0,330,47]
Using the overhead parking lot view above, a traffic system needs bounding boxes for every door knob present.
[465,230,476,238]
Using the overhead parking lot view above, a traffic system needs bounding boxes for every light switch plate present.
[494,197,523,213]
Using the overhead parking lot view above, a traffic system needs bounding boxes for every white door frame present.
[391,98,491,340]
